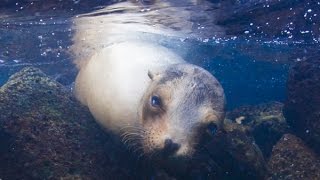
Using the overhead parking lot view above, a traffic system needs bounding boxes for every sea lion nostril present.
[164,139,180,155]
[171,142,180,151]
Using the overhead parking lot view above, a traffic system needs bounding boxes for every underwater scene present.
[0,0,319,179]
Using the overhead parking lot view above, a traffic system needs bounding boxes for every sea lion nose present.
[163,139,180,156]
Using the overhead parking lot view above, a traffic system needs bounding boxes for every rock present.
[226,102,290,158]
[268,134,320,179]
[133,120,268,180]
[0,67,137,179]
[199,120,267,179]
[283,57,320,154]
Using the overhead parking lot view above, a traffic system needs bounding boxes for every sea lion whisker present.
[121,135,144,144]
[122,134,143,140]
[126,131,144,136]
[125,142,141,151]
[132,146,145,157]
[121,125,145,130]
[120,131,144,136]
[122,132,144,136]
[132,146,143,153]
[151,150,161,159]
[122,136,143,145]
[121,132,143,139]
[120,128,144,135]
[123,137,141,144]
[121,130,145,136]
[123,137,143,145]
[137,152,145,160]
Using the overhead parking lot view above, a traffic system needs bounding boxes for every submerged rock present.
[159,120,267,179]
[226,102,290,158]
[206,121,267,179]
[268,134,320,179]
[0,67,136,179]
[284,57,320,154]
[167,120,267,179]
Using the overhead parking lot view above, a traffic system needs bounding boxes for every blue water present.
[0,15,309,109]
[207,55,289,109]
[0,2,317,111]
[174,39,293,109]
[0,14,76,87]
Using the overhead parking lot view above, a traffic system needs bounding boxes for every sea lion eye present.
[207,123,218,136]
[151,96,161,107]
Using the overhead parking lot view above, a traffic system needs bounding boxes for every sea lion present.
[72,1,225,158]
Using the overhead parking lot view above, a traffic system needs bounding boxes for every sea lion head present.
[135,64,225,159]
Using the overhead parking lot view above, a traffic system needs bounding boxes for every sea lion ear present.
[147,70,160,80]
[148,70,155,80]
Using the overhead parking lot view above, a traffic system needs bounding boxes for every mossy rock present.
[226,102,290,158]
[284,57,320,155]
[268,134,320,180]
[0,67,136,179]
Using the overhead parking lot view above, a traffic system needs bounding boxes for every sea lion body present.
[73,1,226,157]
